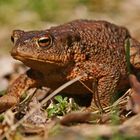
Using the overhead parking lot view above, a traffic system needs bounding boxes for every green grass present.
[47,95,79,118]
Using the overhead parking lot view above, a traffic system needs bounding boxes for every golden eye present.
[38,36,52,47]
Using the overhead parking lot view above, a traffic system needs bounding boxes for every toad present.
[0,19,140,113]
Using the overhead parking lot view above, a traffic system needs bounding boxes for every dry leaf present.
[127,74,140,113]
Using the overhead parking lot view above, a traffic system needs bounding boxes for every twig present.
[112,89,130,106]
[90,89,130,115]
[79,80,104,112]
[19,88,37,105]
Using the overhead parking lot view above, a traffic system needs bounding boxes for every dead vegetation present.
[0,58,140,140]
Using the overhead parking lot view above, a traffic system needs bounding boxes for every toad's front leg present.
[86,68,120,112]
[0,69,43,113]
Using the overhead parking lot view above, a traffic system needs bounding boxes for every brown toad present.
[0,19,140,113]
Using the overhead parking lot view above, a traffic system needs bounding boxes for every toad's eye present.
[38,36,52,47]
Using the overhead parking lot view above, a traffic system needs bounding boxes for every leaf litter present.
[0,57,140,139]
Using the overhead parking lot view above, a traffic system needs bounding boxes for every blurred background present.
[0,0,140,54]
[0,0,140,90]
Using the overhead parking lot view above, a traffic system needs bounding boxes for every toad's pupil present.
[39,38,49,43]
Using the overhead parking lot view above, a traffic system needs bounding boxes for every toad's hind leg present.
[86,69,120,112]
[0,69,42,113]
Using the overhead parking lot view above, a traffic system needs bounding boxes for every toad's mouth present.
[12,54,55,64]
[11,53,70,67]
[11,55,67,74]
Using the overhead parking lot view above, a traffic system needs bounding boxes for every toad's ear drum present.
[38,36,52,47]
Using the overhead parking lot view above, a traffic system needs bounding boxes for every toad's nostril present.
[11,36,14,43]
[11,30,25,43]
